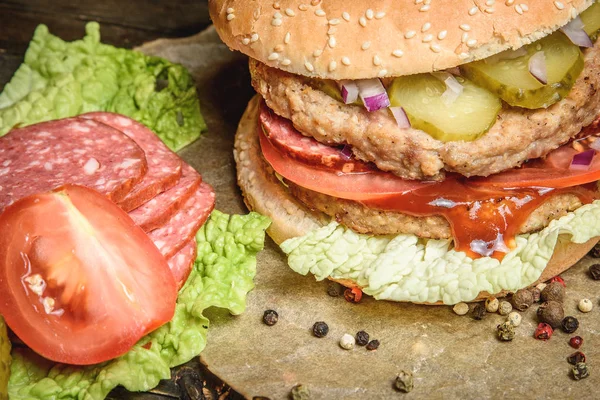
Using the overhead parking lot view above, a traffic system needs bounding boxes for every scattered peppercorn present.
[366,339,380,351]
[485,297,499,313]
[290,384,310,400]
[561,316,579,334]
[541,281,565,303]
[507,311,522,327]
[472,304,486,320]
[589,264,600,280]
[529,287,541,303]
[549,276,566,287]
[572,362,590,381]
[590,243,600,258]
[497,321,515,342]
[344,287,363,303]
[578,298,593,313]
[356,330,370,346]
[534,323,554,341]
[453,302,469,315]
[394,371,414,393]
[536,282,547,292]
[568,351,586,365]
[537,301,564,328]
[327,282,343,297]
[498,301,513,316]
[263,310,279,326]
[512,289,534,311]
[570,336,583,349]
[339,334,355,350]
[312,321,329,338]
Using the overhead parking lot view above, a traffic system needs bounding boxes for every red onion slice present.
[356,79,390,112]
[570,149,596,170]
[390,106,411,128]
[590,139,600,152]
[339,80,359,104]
[340,144,353,160]
[432,72,464,105]
[561,16,593,48]
[528,51,548,85]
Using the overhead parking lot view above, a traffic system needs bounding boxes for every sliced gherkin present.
[388,73,501,142]
[581,2,600,38]
[461,31,584,109]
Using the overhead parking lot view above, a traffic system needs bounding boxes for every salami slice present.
[0,117,146,212]
[81,112,183,212]
[167,239,197,289]
[149,182,215,259]
[129,164,202,232]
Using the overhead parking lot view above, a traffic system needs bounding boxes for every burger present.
[210,0,600,304]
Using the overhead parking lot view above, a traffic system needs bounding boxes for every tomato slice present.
[0,185,177,365]
[259,128,433,200]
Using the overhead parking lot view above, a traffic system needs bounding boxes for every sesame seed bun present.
[235,95,600,303]
[209,0,594,79]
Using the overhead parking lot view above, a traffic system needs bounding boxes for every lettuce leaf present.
[7,211,270,399]
[0,22,205,151]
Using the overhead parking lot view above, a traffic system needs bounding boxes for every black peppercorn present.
[366,339,380,350]
[541,281,565,303]
[572,362,590,381]
[394,371,414,393]
[312,321,329,338]
[290,384,310,400]
[529,287,541,303]
[356,330,370,346]
[537,301,564,328]
[472,304,486,320]
[263,310,279,326]
[590,243,600,258]
[327,282,343,297]
[561,316,579,334]
[568,351,586,365]
[512,288,534,311]
[589,264,600,280]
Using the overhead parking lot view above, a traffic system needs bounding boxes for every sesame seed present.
[329,18,340,25]
[392,49,404,57]
[285,8,296,16]
[274,44,284,52]
[459,53,470,60]
[315,9,326,16]
[469,6,479,15]
[313,49,323,57]
[415,0,423,4]
[422,34,433,42]
[268,53,279,61]
[329,61,337,71]
[342,12,350,21]
[515,4,523,14]
[328,26,337,35]
[375,11,386,19]
[359,17,367,27]
[373,55,382,66]
[422,22,431,32]
[405,30,416,39]
[430,44,441,53]
[227,14,235,21]
[438,30,448,40]
[571,7,578,18]
[281,59,292,66]
[362,41,371,50]
[424,0,431,4]
[311,0,320,5]
[467,39,478,47]
[274,11,282,19]
[554,1,564,10]
[242,38,250,45]
[378,69,388,77]
[485,7,495,13]
[253,9,261,19]
[284,32,291,44]
[462,32,469,43]
[251,33,259,42]
[342,56,351,65]
[505,0,515,5]
[520,3,528,11]
[304,62,314,72]
[273,2,280,9]
[271,18,282,26]
[486,0,495,6]
[329,36,337,47]
[299,4,308,11]
[366,9,374,19]
[420,4,431,11]
[460,24,471,31]
[226,7,234,14]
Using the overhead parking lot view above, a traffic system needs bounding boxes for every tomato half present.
[0,185,177,365]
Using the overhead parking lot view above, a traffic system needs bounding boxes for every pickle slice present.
[388,74,501,142]
[581,2,600,38]
[461,32,584,109]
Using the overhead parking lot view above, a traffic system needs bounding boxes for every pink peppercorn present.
[570,336,583,349]
[534,323,554,341]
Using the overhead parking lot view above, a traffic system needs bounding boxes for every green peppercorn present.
[366,339,380,350]
[589,264,600,280]
[497,321,515,342]
[312,321,329,338]
[394,371,414,393]
[561,316,579,334]
[290,384,311,400]
[356,330,370,346]
[572,362,590,381]
[541,281,565,303]
[537,301,564,328]
[472,304,486,320]
[263,310,279,326]
[512,289,534,311]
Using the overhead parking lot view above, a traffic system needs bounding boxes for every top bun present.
[210,0,594,79]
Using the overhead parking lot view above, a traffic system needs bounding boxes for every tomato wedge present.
[0,185,177,365]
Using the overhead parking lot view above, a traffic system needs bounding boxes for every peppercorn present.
[590,242,600,258]
[536,282,547,292]
[394,371,414,393]
[472,304,486,320]
[549,276,566,287]
[366,339,380,351]
[339,334,355,350]
[572,362,590,381]
[497,321,515,341]
[312,321,329,338]
[453,302,469,315]
[534,323,554,341]
[327,282,343,297]
[290,384,310,400]
[537,301,564,328]
[570,336,583,349]
[498,301,513,316]
[356,330,370,346]
[578,298,593,313]
[529,287,541,303]
[561,316,579,334]
[512,289,534,311]
[263,310,279,326]
[507,311,522,327]
[541,281,565,303]
[485,297,499,313]
[344,287,363,303]
[568,351,586,365]
[589,264,600,280]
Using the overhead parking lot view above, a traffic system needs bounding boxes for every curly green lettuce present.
[0,22,205,151]
[7,211,270,400]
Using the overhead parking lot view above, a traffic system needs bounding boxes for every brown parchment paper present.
[139,27,600,399]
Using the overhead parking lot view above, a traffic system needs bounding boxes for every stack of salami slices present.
[0,113,214,288]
